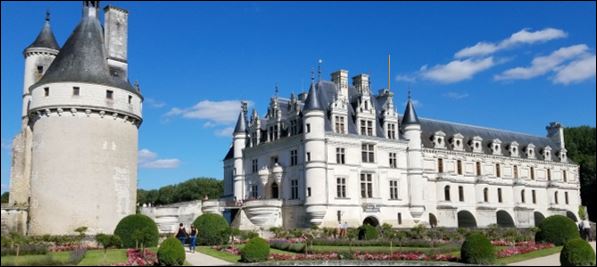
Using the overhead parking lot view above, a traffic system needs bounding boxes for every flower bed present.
[113,248,157,266]
[268,251,458,262]
[212,245,241,255]
[48,243,99,252]
[497,242,554,258]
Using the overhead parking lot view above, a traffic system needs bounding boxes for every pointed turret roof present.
[303,80,322,111]
[27,12,60,51]
[33,4,139,96]
[401,97,420,126]
[234,111,247,134]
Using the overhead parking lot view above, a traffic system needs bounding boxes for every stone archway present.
[534,211,545,226]
[363,216,379,227]
[566,211,578,222]
[457,210,477,228]
[429,213,438,228]
[496,210,515,227]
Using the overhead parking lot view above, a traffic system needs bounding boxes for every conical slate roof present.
[234,111,247,134]
[401,98,420,126]
[27,16,60,50]
[33,12,139,95]
[303,81,322,111]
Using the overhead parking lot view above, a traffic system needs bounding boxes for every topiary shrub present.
[560,238,596,266]
[113,214,159,248]
[460,232,496,264]
[536,215,580,246]
[358,224,379,240]
[192,213,230,246]
[158,237,186,266]
[240,237,270,263]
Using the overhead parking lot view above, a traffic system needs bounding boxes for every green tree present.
[138,177,224,206]
[96,234,121,264]
[565,126,596,221]
[1,192,9,203]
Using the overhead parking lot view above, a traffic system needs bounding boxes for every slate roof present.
[32,13,141,97]
[27,18,60,51]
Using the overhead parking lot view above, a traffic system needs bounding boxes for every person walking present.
[580,218,592,241]
[189,225,198,253]
[176,223,188,246]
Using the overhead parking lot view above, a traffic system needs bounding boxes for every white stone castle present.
[4,1,142,235]
[208,69,582,230]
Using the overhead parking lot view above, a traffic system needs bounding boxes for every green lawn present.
[495,246,562,265]
[76,248,128,266]
[1,247,159,266]
[1,251,71,266]
[195,244,297,263]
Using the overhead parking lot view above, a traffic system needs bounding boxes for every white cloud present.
[495,44,590,81]
[443,92,469,100]
[145,98,166,108]
[455,28,567,58]
[138,148,180,169]
[421,57,495,83]
[214,127,235,137]
[553,55,596,85]
[395,74,417,83]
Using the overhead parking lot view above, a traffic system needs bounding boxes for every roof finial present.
[387,53,391,91]
[310,67,315,82]
[274,83,279,98]
[241,101,248,114]
[46,9,50,22]
[317,59,323,81]
[408,85,412,100]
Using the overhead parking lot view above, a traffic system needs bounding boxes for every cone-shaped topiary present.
[560,238,596,266]
[358,224,379,240]
[113,214,159,248]
[192,213,230,245]
[240,237,270,262]
[158,237,186,266]
[460,232,496,264]
[536,215,580,246]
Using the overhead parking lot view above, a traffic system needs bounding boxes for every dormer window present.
[490,139,502,155]
[334,116,346,134]
[470,136,483,153]
[558,149,567,163]
[360,119,374,136]
[543,146,552,161]
[508,141,519,157]
[526,144,536,159]
[387,123,396,140]
[450,133,464,151]
[432,131,446,149]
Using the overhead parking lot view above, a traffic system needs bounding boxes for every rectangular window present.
[361,144,375,163]
[563,170,567,182]
[37,65,43,74]
[252,159,258,173]
[532,190,536,204]
[389,180,399,200]
[530,167,535,180]
[547,169,551,181]
[290,180,299,200]
[483,188,489,202]
[360,173,373,198]
[498,188,503,203]
[335,116,345,134]
[336,148,345,164]
[514,165,519,178]
[44,87,49,97]
[337,210,342,223]
[251,185,258,198]
[496,163,501,177]
[306,123,311,133]
[306,152,311,162]
[476,162,482,176]
[565,192,569,204]
[387,123,396,139]
[290,150,298,166]
[397,213,402,225]
[128,95,132,104]
[458,186,464,202]
[290,120,298,135]
[521,190,526,203]
[389,153,397,168]
[307,187,311,197]
[106,90,113,99]
[337,177,346,198]
[457,160,462,175]
[360,120,366,135]
[73,87,80,96]
[437,158,444,173]
[367,120,373,136]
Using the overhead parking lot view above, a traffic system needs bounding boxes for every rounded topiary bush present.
[359,224,379,240]
[158,237,186,266]
[113,214,159,248]
[192,213,230,245]
[560,238,596,266]
[536,215,580,246]
[240,237,270,263]
[460,232,496,264]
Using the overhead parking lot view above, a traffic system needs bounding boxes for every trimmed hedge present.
[158,237,186,266]
[460,232,496,264]
[560,238,596,266]
[359,224,379,240]
[310,238,442,248]
[536,215,580,246]
[240,237,270,263]
[192,213,230,245]
[270,241,306,253]
[113,214,159,248]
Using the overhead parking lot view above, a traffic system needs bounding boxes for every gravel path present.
[185,250,231,266]
[508,241,595,266]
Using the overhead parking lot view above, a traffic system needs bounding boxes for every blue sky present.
[1,1,595,192]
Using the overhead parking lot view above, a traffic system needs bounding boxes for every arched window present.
[444,185,451,201]
[483,188,489,202]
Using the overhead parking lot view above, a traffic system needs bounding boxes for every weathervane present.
[317,59,323,81]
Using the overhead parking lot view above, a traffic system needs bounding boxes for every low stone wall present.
[1,207,28,235]
[140,200,202,234]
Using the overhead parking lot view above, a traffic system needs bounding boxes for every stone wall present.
[1,206,28,235]
[140,200,202,234]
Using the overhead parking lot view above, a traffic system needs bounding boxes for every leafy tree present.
[137,177,224,206]
[565,126,596,221]
[96,234,121,264]
[1,192,9,203]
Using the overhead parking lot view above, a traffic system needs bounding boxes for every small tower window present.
[128,95,132,104]
[37,65,43,74]
[73,87,80,96]
[44,87,49,97]
[306,123,311,133]
[106,90,114,99]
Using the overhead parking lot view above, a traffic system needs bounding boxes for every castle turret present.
[25,1,142,235]
[302,78,327,226]
[232,102,248,201]
[401,95,426,222]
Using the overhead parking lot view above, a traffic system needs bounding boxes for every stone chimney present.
[546,122,565,149]
[352,74,370,95]
[331,69,349,97]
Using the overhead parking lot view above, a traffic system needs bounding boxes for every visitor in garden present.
[189,225,198,253]
[176,223,188,245]
[341,221,348,237]
[579,218,592,241]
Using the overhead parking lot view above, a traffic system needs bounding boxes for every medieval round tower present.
[22,1,142,235]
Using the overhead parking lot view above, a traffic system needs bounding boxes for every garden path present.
[508,241,595,266]
[185,250,231,266]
